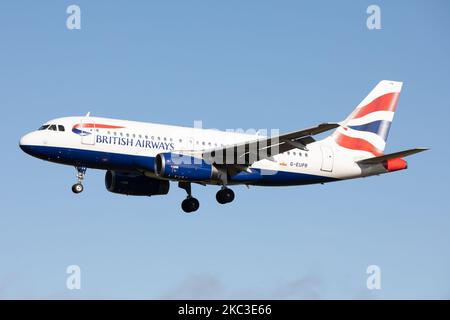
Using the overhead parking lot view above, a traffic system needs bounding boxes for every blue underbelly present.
[21,145,337,185]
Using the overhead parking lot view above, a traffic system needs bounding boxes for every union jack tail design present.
[332,80,403,156]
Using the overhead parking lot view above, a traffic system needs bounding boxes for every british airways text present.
[96,135,174,150]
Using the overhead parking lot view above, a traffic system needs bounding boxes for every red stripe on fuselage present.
[352,92,399,119]
[73,123,125,129]
[334,132,383,156]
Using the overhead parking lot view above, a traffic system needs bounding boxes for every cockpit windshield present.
[38,125,50,131]
[38,124,65,132]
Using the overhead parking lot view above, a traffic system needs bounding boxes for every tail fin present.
[332,80,403,156]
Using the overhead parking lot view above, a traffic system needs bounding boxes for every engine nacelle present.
[155,152,219,181]
[105,171,170,196]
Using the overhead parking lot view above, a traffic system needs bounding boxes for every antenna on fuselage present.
[85,112,91,117]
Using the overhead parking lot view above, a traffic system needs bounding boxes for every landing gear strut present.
[216,187,235,204]
[72,166,86,194]
[179,182,200,213]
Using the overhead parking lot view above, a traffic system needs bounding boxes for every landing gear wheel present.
[72,166,87,195]
[72,183,84,194]
[179,182,200,213]
[216,188,235,204]
[181,197,200,213]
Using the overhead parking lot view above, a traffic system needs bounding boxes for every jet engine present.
[154,152,220,182]
[105,171,170,196]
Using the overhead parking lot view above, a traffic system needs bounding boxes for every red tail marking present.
[352,92,400,119]
[334,132,383,156]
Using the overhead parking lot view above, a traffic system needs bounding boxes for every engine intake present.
[155,153,219,181]
[105,171,169,196]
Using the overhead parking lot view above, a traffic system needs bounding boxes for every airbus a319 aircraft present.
[20,80,427,213]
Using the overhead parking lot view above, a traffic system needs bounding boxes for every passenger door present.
[80,119,96,145]
[320,145,334,172]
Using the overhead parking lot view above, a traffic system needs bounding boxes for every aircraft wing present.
[357,148,429,165]
[202,122,339,167]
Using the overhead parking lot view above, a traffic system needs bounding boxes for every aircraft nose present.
[19,133,35,154]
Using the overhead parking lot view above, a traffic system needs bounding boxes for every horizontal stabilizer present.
[357,148,429,165]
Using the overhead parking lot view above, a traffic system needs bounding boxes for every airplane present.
[19,80,427,213]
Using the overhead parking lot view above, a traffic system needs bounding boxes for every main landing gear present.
[216,187,235,204]
[72,166,86,194]
[178,182,236,213]
[179,182,200,213]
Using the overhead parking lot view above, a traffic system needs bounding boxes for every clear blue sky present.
[0,0,449,299]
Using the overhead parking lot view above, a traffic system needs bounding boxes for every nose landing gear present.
[72,183,84,194]
[72,166,86,194]
[178,181,200,213]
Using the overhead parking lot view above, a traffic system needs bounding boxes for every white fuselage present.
[19,116,386,187]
